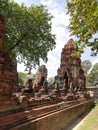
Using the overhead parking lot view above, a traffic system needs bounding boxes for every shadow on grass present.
[63,100,98,130]
[63,105,96,130]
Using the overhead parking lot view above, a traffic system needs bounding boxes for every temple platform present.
[0,96,94,130]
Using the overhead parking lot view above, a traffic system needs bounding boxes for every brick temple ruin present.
[0,16,88,109]
[0,16,93,130]
[0,16,18,108]
[33,65,48,88]
[60,39,86,91]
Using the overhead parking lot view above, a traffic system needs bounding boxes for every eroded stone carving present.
[33,65,47,89]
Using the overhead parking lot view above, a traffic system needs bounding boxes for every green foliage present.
[18,72,27,86]
[79,104,98,130]
[81,60,92,74]
[81,60,98,85]
[48,77,55,84]
[89,63,98,84]
[0,0,56,70]
[67,0,98,55]
[18,77,24,86]
[18,72,35,86]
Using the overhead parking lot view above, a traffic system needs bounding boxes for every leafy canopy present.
[0,0,56,70]
[81,60,92,74]
[89,63,98,84]
[67,0,98,56]
[18,72,35,86]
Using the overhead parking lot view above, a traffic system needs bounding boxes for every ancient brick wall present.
[16,99,94,130]
[0,15,5,49]
[0,53,18,96]
[0,16,18,96]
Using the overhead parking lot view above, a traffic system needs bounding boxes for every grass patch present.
[79,101,98,130]
[94,99,98,105]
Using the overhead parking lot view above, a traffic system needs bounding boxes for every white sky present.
[14,0,98,78]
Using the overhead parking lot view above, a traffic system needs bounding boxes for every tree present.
[0,0,56,71]
[89,63,98,84]
[81,60,92,74]
[67,0,98,56]
[81,60,92,83]
[18,72,35,86]
[48,77,55,84]
[18,72,28,86]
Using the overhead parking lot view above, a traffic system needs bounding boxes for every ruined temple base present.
[0,95,19,111]
[76,91,90,100]
[0,91,91,112]
[65,92,77,100]
[65,91,91,101]
[0,98,94,130]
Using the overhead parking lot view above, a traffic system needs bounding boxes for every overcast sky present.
[14,0,98,78]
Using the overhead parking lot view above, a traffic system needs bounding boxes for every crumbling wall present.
[0,16,18,96]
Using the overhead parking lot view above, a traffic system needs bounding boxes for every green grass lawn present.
[79,100,98,130]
